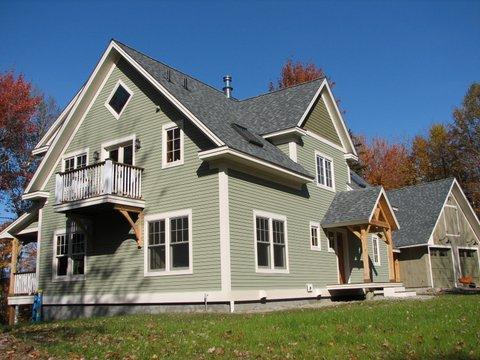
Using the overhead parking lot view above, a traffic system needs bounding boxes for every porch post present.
[8,237,21,325]
[361,227,371,283]
[385,228,396,282]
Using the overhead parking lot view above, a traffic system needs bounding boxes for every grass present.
[2,295,480,359]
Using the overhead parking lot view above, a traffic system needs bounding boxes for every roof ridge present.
[113,39,233,99]
[388,177,455,193]
[240,77,325,102]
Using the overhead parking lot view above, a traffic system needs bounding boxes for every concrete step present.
[384,286,416,298]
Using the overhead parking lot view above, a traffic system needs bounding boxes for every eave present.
[198,146,314,188]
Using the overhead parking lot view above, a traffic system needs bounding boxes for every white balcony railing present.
[13,272,37,295]
[55,159,143,204]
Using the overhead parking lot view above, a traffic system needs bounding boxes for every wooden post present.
[384,228,396,282]
[394,256,401,282]
[8,238,21,325]
[360,227,371,283]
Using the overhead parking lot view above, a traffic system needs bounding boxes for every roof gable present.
[322,186,399,230]
[302,95,342,147]
[387,178,454,247]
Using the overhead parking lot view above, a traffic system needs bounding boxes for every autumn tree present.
[357,137,415,190]
[269,58,328,91]
[451,83,480,213]
[0,71,59,217]
[411,123,458,182]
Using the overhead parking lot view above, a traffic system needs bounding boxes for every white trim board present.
[218,169,232,292]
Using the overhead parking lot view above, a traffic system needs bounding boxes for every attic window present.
[105,80,133,119]
[231,123,263,147]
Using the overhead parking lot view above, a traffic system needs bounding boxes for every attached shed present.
[388,178,480,289]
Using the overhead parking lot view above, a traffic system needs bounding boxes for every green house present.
[2,40,420,321]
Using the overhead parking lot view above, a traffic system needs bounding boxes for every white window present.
[315,151,335,190]
[254,210,289,273]
[144,209,192,276]
[327,231,336,252]
[310,222,321,251]
[105,80,133,119]
[53,221,86,281]
[372,235,381,266]
[162,122,184,168]
[62,150,88,172]
[101,135,135,165]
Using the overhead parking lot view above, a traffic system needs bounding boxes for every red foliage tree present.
[0,71,58,217]
[357,137,416,190]
[269,59,327,91]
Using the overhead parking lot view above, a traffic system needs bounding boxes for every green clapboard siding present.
[38,59,221,296]
[229,133,390,289]
[303,97,342,147]
[346,233,389,283]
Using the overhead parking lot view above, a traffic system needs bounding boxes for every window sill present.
[52,275,85,283]
[144,269,193,277]
[256,268,289,275]
[316,183,336,192]
[161,160,184,169]
[310,246,322,252]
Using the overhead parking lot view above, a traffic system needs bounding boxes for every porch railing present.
[55,159,143,204]
[13,272,37,295]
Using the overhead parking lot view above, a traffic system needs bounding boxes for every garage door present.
[459,249,480,283]
[430,247,455,288]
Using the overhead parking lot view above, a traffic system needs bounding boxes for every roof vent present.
[223,75,233,98]
[183,77,188,90]
[166,69,172,82]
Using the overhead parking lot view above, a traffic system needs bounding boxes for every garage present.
[430,247,455,288]
[459,249,480,284]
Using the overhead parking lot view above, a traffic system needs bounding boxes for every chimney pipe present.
[223,75,233,98]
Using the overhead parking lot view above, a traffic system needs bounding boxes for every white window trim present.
[104,79,134,120]
[144,209,193,277]
[61,148,89,172]
[327,231,336,253]
[100,134,136,165]
[315,150,335,192]
[52,228,86,282]
[372,235,381,266]
[253,210,289,274]
[310,221,321,251]
[162,121,185,169]
[444,204,461,237]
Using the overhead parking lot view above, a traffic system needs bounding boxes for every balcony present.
[54,159,145,213]
[13,272,37,295]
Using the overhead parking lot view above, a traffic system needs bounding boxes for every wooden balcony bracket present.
[114,205,144,248]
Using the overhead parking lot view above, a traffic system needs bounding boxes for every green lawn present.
[2,295,480,359]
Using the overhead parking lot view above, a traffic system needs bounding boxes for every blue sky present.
[0,0,479,219]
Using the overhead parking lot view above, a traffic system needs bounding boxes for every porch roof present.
[321,186,399,230]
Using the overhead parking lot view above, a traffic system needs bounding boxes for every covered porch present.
[321,186,401,287]
[0,210,40,324]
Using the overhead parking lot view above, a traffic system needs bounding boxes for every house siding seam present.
[38,59,221,296]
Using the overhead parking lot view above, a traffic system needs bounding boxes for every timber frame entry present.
[347,197,398,283]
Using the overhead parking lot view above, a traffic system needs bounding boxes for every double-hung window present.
[145,209,192,276]
[310,222,321,251]
[372,235,381,266]
[254,211,288,273]
[63,151,88,172]
[315,152,334,190]
[162,122,184,168]
[53,221,86,281]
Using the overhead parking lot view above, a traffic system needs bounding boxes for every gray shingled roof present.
[387,178,454,247]
[115,41,320,179]
[322,187,382,227]
[350,171,370,189]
